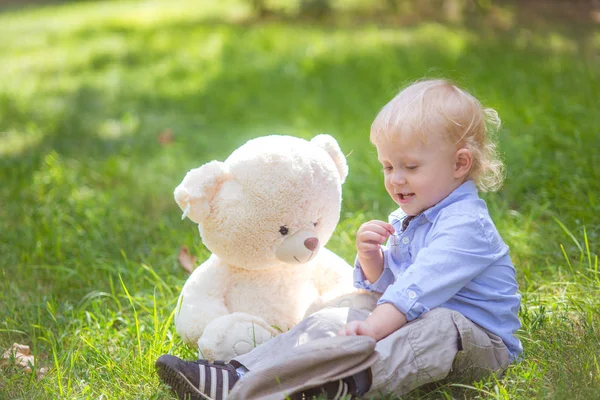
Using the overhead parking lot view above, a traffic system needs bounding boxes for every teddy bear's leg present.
[197,312,279,361]
[303,290,381,319]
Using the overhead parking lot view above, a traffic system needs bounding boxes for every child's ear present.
[454,148,472,179]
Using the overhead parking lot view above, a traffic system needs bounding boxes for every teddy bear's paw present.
[226,320,277,357]
[197,313,279,361]
[230,322,275,355]
[304,291,381,318]
[340,291,381,311]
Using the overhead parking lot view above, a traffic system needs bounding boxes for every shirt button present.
[402,237,410,245]
[408,290,417,299]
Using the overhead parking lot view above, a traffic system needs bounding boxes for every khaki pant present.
[229,307,510,399]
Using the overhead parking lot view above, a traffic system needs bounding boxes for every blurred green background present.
[1,0,599,398]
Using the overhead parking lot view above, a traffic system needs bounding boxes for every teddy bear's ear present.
[174,161,231,224]
[310,134,348,183]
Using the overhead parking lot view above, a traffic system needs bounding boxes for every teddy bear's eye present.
[313,222,318,227]
[279,226,289,235]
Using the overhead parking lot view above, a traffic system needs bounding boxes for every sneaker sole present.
[156,357,214,400]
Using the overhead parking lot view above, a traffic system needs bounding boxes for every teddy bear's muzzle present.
[275,229,320,264]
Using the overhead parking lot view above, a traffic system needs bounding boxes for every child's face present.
[376,132,463,216]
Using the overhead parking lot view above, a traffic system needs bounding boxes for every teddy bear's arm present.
[305,248,380,317]
[174,255,231,347]
[311,248,354,296]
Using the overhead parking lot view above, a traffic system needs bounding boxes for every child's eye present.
[382,166,393,172]
[406,165,418,171]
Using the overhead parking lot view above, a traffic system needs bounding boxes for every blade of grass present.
[553,216,583,254]
[119,274,142,358]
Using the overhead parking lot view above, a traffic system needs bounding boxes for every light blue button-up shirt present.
[354,180,523,360]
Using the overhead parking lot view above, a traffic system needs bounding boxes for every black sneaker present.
[155,354,239,400]
[290,368,372,400]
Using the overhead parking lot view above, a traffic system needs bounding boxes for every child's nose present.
[391,171,407,185]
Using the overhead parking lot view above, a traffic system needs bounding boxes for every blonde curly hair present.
[370,79,505,192]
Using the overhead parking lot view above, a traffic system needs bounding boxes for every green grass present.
[1,0,599,398]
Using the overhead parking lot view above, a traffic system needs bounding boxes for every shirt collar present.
[389,180,479,227]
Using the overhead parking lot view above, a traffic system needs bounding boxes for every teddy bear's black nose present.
[304,237,319,251]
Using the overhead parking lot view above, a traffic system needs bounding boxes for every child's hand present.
[338,304,408,341]
[356,220,395,257]
[337,320,377,340]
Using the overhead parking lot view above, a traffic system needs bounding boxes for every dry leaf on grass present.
[1,343,49,380]
[178,246,197,274]
[1,343,34,372]
[158,128,174,146]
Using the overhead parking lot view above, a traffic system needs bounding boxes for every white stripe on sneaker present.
[222,369,229,399]
[199,365,206,393]
[210,365,218,399]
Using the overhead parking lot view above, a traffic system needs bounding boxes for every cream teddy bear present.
[173,134,377,361]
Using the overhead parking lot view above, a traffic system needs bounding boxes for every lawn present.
[0,0,599,398]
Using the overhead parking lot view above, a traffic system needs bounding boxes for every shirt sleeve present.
[377,213,505,321]
[353,246,395,293]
